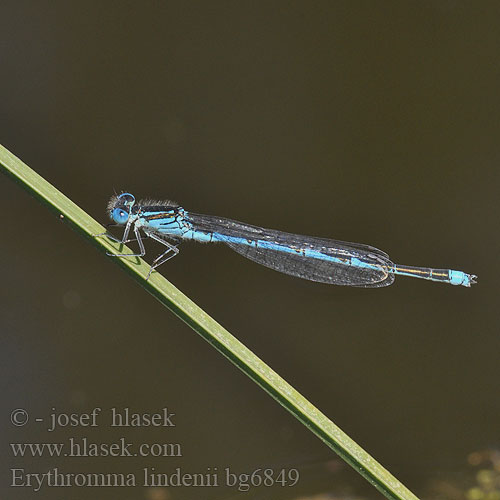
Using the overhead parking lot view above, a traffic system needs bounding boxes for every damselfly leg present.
[144,231,180,279]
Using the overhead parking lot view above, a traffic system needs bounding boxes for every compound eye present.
[112,208,129,225]
[118,193,135,207]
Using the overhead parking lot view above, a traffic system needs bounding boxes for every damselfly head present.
[107,192,136,225]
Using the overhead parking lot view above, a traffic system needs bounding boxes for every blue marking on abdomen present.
[449,270,468,286]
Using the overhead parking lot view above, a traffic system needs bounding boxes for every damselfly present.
[101,193,477,288]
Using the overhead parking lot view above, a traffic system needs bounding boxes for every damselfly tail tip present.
[468,274,478,286]
[452,270,477,287]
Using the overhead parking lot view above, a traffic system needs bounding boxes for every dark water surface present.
[1,2,498,499]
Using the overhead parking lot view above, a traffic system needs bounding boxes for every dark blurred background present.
[1,1,498,499]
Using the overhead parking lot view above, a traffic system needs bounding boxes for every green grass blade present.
[0,143,420,500]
